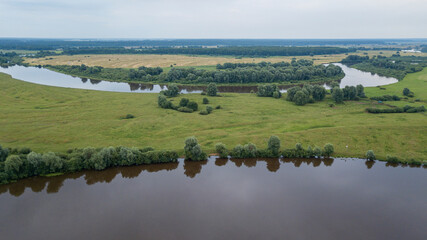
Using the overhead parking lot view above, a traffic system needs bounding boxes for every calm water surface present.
[0,64,398,93]
[0,157,425,240]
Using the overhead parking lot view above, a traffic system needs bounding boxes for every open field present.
[24,50,427,68]
[0,68,426,161]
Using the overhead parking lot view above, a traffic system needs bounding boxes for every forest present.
[47,59,344,84]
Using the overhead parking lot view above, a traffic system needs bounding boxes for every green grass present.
[0,69,426,162]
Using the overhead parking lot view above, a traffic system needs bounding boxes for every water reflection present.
[1,157,424,197]
[0,64,399,93]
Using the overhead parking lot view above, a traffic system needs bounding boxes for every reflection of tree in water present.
[215,158,228,166]
[323,158,334,167]
[243,159,257,168]
[0,163,179,196]
[265,159,280,172]
[89,79,102,84]
[184,160,207,178]
[230,159,243,167]
[81,77,88,83]
[365,160,375,169]
[128,83,141,91]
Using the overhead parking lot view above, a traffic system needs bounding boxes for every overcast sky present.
[1,0,427,38]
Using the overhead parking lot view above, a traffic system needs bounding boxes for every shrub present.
[179,98,189,107]
[215,105,222,109]
[184,137,207,161]
[323,143,334,157]
[356,84,366,98]
[286,86,300,101]
[122,114,135,119]
[243,143,257,158]
[41,152,65,174]
[272,91,281,99]
[312,85,327,101]
[313,146,323,158]
[206,106,213,113]
[178,107,193,113]
[162,83,180,97]
[19,147,31,154]
[257,84,281,98]
[199,110,208,115]
[0,145,9,162]
[202,98,209,104]
[403,88,411,96]
[231,144,244,158]
[158,94,173,109]
[207,83,218,96]
[4,155,24,179]
[268,136,281,157]
[215,143,228,158]
[366,150,376,160]
[293,90,309,106]
[386,155,399,163]
[186,101,198,111]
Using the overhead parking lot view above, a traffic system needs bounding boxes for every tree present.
[4,155,24,179]
[215,143,228,158]
[186,101,198,111]
[403,88,410,96]
[42,152,65,173]
[162,83,180,97]
[323,143,334,158]
[356,84,365,98]
[207,83,218,96]
[286,86,301,101]
[332,87,344,103]
[184,137,206,161]
[366,150,376,160]
[0,145,9,162]
[179,98,189,107]
[243,143,257,158]
[203,97,209,104]
[27,151,42,175]
[312,85,326,101]
[293,90,309,106]
[268,136,281,157]
[313,146,323,158]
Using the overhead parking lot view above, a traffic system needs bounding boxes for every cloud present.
[1,0,426,38]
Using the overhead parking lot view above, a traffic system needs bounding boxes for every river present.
[0,64,398,93]
[0,157,425,240]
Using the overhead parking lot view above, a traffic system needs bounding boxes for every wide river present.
[0,63,398,93]
[0,157,425,240]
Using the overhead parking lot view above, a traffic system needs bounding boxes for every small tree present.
[179,98,189,107]
[186,101,198,111]
[323,143,334,158]
[215,143,228,158]
[207,83,218,96]
[366,150,376,161]
[184,137,207,161]
[403,88,410,96]
[243,143,257,158]
[332,87,344,103]
[313,146,323,158]
[0,145,9,162]
[202,97,209,104]
[293,90,308,106]
[356,84,366,98]
[268,136,281,157]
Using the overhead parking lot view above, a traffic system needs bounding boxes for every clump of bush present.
[331,84,365,103]
[370,95,401,101]
[161,83,180,97]
[207,83,218,96]
[184,137,207,161]
[403,88,414,97]
[257,84,282,98]
[0,144,178,185]
[199,105,213,115]
[202,97,209,104]
[366,105,425,113]
[121,114,135,119]
[286,84,326,105]
[366,150,376,160]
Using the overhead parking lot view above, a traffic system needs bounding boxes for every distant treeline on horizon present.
[1,38,427,50]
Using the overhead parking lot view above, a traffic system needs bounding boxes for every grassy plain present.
[24,50,427,68]
[0,68,426,161]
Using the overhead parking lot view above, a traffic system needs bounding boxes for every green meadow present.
[0,68,426,162]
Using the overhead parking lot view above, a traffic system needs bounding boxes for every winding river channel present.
[0,63,398,93]
[0,157,426,240]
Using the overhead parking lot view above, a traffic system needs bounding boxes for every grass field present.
[0,67,426,161]
[24,50,427,68]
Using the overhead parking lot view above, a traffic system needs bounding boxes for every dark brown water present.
[0,157,426,240]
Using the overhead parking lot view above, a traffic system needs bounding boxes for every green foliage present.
[286,84,326,105]
[199,110,208,115]
[403,88,414,97]
[366,150,376,160]
[215,143,228,158]
[323,143,334,157]
[370,95,400,101]
[161,83,180,97]
[207,83,218,96]
[179,98,189,107]
[268,136,281,157]
[215,105,222,109]
[386,155,399,163]
[332,87,344,103]
[366,105,425,114]
[202,97,209,104]
[342,86,358,100]
[158,94,173,109]
[243,143,257,158]
[4,155,24,179]
[293,91,309,106]
[186,101,198,111]
[42,152,65,173]
[122,114,135,119]
[312,85,327,101]
[356,84,366,98]
[206,106,213,114]
[178,107,194,113]
[231,144,244,158]
[257,84,281,98]
[184,137,207,161]
[0,145,9,162]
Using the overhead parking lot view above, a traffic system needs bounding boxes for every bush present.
[293,90,309,106]
[366,150,376,160]
[162,83,180,97]
[184,137,207,161]
[206,106,213,113]
[323,143,334,157]
[199,110,208,115]
[186,101,198,111]
[179,98,189,107]
[313,146,323,158]
[178,107,193,113]
[268,136,281,157]
[231,144,244,158]
[257,84,281,98]
[42,152,65,174]
[243,143,257,158]
[403,88,411,96]
[207,83,218,96]
[386,155,399,163]
[215,105,222,109]
[370,95,400,101]
[122,114,135,119]
[215,143,228,158]
[158,94,173,109]
[0,145,9,162]
[366,105,425,114]
[202,97,209,104]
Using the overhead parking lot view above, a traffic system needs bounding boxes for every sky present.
[1,0,427,38]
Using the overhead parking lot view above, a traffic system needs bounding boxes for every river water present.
[0,157,425,240]
[0,64,398,93]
